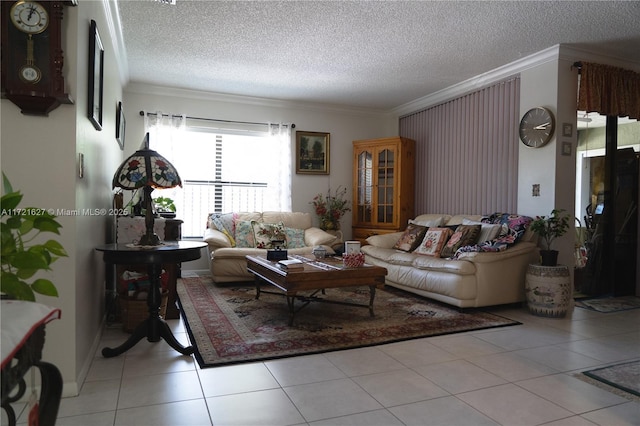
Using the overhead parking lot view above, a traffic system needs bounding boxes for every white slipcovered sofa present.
[203,211,337,283]
[362,213,539,308]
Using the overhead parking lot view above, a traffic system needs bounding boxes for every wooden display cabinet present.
[352,137,415,244]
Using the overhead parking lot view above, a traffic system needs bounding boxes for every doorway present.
[575,112,639,296]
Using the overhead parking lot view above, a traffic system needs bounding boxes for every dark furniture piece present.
[1,301,62,426]
[96,241,206,357]
[114,217,183,319]
[246,255,387,326]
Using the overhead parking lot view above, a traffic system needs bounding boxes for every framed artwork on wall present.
[116,101,125,150]
[296,131,330,174]
[88,19,104,131]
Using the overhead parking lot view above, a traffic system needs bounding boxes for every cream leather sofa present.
[203,211,337,283]
[362,213,539,308]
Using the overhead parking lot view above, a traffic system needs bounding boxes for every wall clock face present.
[519,107,555,148]
[10,1,49,34]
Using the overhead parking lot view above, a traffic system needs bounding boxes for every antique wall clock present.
[519,107,556,148]
[1,0,76,116]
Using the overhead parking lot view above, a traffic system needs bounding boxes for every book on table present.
[277,258,304,270]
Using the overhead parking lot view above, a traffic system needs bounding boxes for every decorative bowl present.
[343,252,365,268]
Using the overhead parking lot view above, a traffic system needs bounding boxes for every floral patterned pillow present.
[414,227,453,257]
[234,220,255,248]
[393,223,428,252]
[285,227,306,249]
[209,212,238,246]
[440,224,481,258]
[251,221,287,249]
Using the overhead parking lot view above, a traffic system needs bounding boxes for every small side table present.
[525,264,572,317]
[96,241,206,357]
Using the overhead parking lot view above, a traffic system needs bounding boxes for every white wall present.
[123,85,397,245]
[1,1,124,396]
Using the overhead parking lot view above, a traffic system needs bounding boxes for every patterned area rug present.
[583,360,640,398]
[177,276,520,368]
[575,295,640,313]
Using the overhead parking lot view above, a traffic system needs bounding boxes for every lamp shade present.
[112,133,182,190]
[111,133,181,246]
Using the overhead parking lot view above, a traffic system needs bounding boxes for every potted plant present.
[153,196,176,218]
[310,186,350,231]
[1,174,67,301]
[529,208,570,266]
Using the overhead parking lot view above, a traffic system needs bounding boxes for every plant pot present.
[525,264,571,317]
[540,250,559,266]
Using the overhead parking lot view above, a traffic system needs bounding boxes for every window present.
[147,118,291,238]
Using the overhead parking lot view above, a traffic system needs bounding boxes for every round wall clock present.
[519,107,555,148]
[1,0,75,116]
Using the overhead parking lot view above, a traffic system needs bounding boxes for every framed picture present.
[88,19,104,131]
[296,131,330,174]
[116,101,125,150]
[562,122,573,138]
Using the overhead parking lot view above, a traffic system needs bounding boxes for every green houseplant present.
[1,174,67,301]
[529,208,570,266]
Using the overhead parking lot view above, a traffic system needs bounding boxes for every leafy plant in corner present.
[1,173,68,301]
[529,208,570,266]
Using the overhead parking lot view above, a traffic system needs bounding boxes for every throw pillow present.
[251,221,287,249]
[285,227,306,249]
[208,212,237,246]
[414,227,453,257]
[234,220,255,248]
[462,218,502,243]
[440,224,482,258]
[393,223,428,252]
[408,217,445,227]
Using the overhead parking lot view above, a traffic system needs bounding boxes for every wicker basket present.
[120,290,168,333]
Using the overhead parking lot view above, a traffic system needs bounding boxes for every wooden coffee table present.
[246,255,387,325]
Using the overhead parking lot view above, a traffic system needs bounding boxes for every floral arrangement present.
[310,186,351,230]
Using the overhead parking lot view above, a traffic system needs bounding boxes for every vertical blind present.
[399,75,521,215]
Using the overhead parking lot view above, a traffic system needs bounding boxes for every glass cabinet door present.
[356,150,373,223]
[377,148,395,224]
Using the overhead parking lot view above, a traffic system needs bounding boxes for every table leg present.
[255,277,261,300]
[102,262,194,357]
[286,295,295,326]
[368,285,376,317]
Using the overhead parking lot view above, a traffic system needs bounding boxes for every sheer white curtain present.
[143,112,186,208]
[144,111,186,161]
[266,122,292,211]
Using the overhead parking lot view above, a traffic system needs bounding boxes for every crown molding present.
[392,45,561,117]
[103,0,129,85]
[125,82,393,118]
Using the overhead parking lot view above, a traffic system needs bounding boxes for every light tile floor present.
[11,302,640,426]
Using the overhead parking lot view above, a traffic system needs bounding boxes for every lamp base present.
[139,232,161,246]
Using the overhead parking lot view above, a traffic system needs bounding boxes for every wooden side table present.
[96,241,206,357]
[114,217,184,319]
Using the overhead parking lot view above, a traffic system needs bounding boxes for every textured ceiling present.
[116,0,640,111]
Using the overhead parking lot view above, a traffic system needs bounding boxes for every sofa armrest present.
[203,228,232,249]
[366,232,403,249]
[304,227,338,246]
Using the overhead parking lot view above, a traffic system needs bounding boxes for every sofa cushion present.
[304,227,338,246]
[252,221,287,249]
[409,216,446,227]
[462,218,502,242]
[440,224,481,258]
[208,212,238,246]
[393,223,428,252]
[262,211,312,229]
[234,220,255,248]
[414,227,453,257]
[285,227,306,248]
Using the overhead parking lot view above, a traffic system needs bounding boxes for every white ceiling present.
[115,0,640,111]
